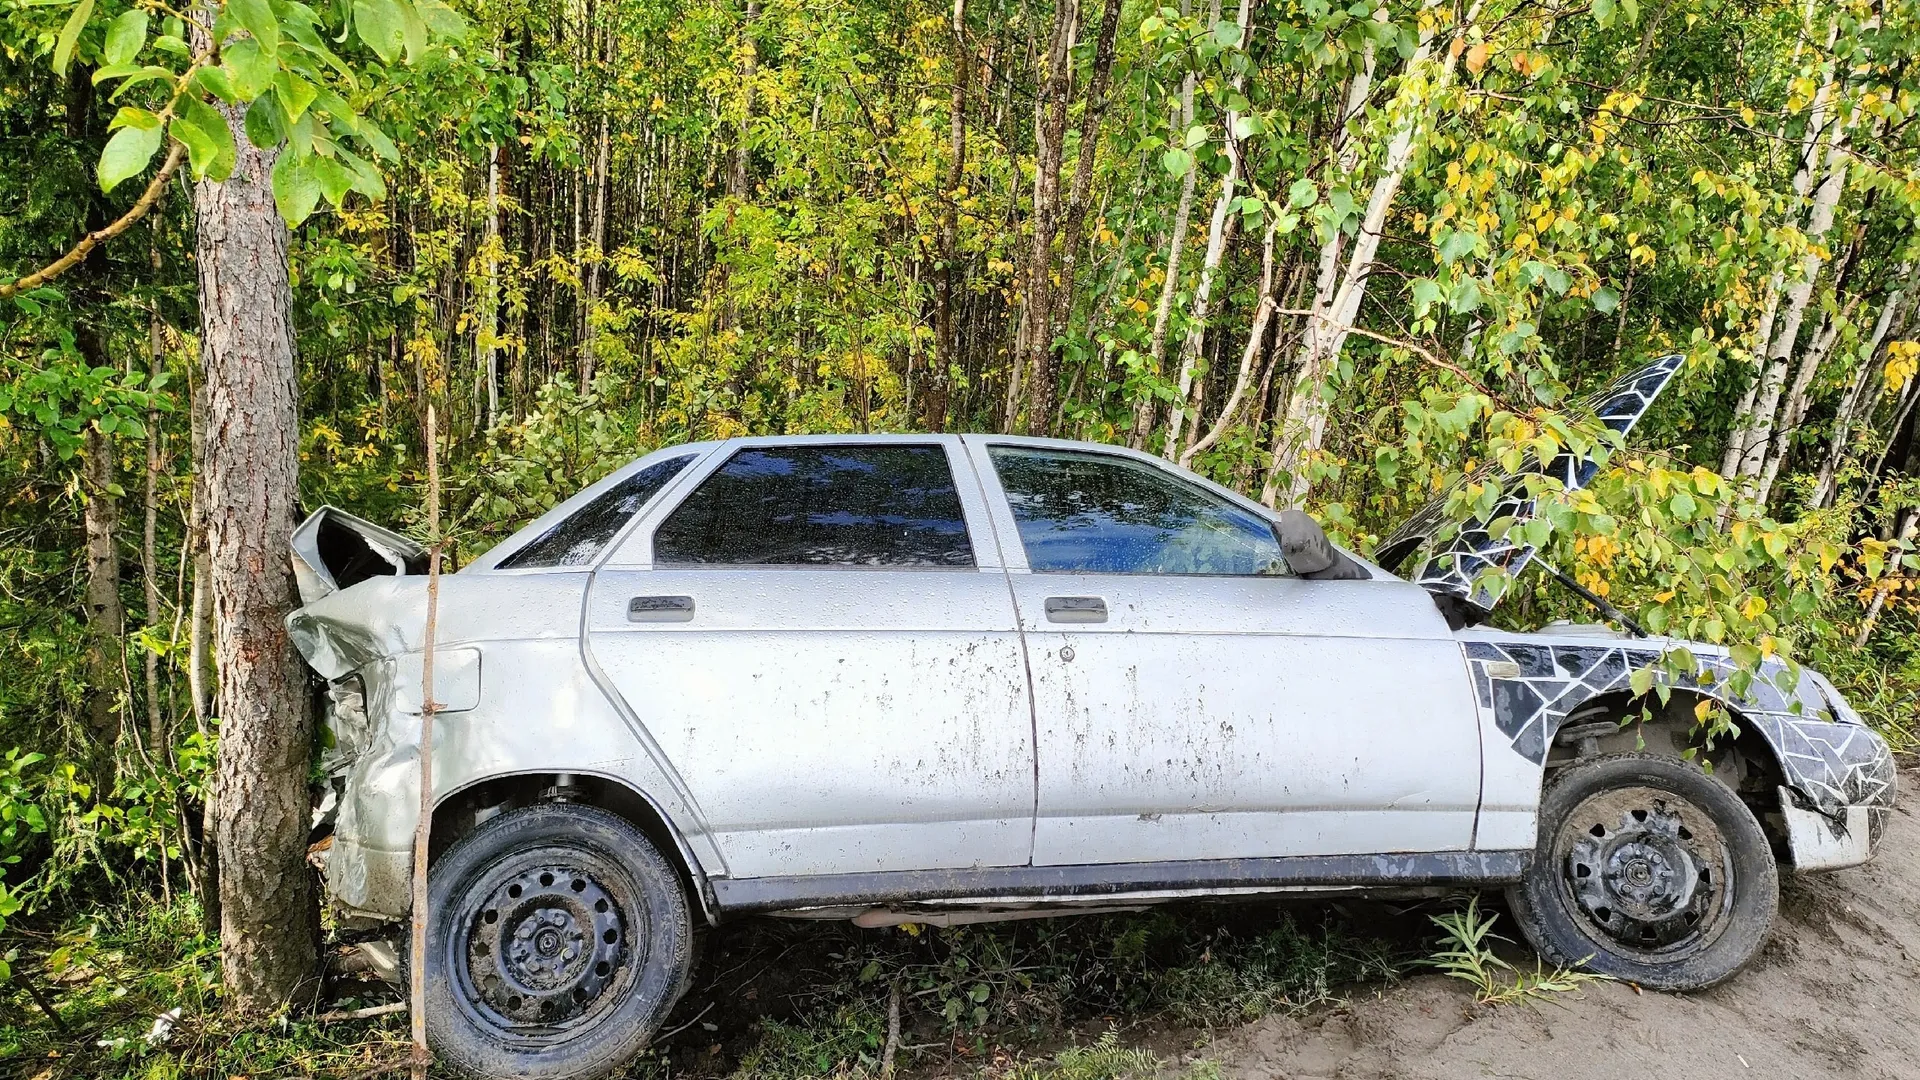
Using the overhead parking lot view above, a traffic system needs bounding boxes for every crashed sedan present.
[289,355,1894,1080]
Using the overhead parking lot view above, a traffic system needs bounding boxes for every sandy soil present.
[1199,768,1920,1080]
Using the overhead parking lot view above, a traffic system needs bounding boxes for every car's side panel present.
[291,573,725,918]
[584,436,1038,880]
[959,437,1485,866]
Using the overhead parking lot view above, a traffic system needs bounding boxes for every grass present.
[0,894,1428,1079]
[1425,896,1607,1005]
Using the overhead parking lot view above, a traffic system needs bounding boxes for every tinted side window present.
[498,455,695,569]
[653,445,974,567]
[989,447,1287,575]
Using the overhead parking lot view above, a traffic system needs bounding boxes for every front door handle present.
[629,595,694,622]
[1044,596,1107,624]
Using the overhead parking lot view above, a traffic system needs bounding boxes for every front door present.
[965,438,1483,867]
[585,439,1035,880]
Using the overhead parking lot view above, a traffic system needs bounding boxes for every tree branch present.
[1271,306,1517,408]
[0,142,188,301]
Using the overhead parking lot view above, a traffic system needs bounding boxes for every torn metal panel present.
[290,506,427,605]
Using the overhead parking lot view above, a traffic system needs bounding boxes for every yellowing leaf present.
[1465,42,1489,75]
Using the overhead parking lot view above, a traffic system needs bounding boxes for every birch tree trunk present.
[1815,278,1912,507]
[1263,0,1476,506]
[1164,0,1255,459]
[1755,295,1855,505]
[1133,0,1198,449]
[195,100,317,1011]
[1181,213,1281,466]
[1730,141,1850,496]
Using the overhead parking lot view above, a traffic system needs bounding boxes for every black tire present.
[424,803,693,1080]
[1507,752,1778,991]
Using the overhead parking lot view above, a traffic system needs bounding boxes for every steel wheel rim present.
[1552,784,1735,962]
[447,851,646,1041]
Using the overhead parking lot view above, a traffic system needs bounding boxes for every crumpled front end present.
[293,575,481,919]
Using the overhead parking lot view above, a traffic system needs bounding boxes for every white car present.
[289,356,1893,1080]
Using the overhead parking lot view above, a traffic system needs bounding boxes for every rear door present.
[584,438,1036,880]
[965,437,1483,867]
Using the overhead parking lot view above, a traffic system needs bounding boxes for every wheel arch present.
[1545,687,1792,860]
[432,770,718,923]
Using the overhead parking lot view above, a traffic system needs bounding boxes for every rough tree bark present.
[195,100,317,1011]
[81,416,124,759]
[1021,0,1080,434]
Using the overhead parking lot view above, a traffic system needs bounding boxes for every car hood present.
[1373,353,1685,620]
[290,505,429,605]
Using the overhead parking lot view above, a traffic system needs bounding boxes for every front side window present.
[498,455,696,569]
[989,447,1288,576]
[653,445,974,567]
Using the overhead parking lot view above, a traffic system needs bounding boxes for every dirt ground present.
[1198,767,1920,1080]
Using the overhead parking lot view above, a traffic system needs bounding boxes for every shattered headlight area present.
[320,673,370,776]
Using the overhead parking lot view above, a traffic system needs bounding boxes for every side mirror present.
[1274,510,1367,580]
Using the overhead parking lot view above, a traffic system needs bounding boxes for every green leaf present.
[224,38,277,99]
[271,148,321,224]
[358,117,398,161]
[108,105,162,130]
[399,0,429,61]
[1212,18,1242,47]
[1160,148,1192,178]
[230,0,280,56]
[354,0,407,64]
[275,69,318,122]
[1628,665,1656,698]
[103,8,147,65]
[1183,123,1208,149]
[337,147,386,200]
[178,96,236,181]
[1411,278,1443,318]
[1449,276,1482,315]
[413,0,467,39]
[244,93,286,148]
[54,0,95,78]
[195,65,239,103]
[1592,286,1620,314]
[313,153,353,204]
[97,121,163,193]
[1288,178,1318,208]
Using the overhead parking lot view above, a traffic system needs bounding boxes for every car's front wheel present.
[425,803,693,1080]
[1507,752,1778,990]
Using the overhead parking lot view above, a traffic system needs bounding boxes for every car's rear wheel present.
[425,803,693,1080]
[1507,752,1777,990]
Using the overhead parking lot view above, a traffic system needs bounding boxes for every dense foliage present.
[0,0,1917,1059]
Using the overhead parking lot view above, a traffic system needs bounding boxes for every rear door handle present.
[628,595,694,622]
[1044,596,1107,624]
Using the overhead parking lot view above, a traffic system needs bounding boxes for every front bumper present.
[1748,713,1897,872]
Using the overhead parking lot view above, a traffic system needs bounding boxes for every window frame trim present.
[961,435,1297,578]
[606,435,1005,572]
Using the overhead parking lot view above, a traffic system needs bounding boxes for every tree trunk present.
[144,292,166,751]
[1815,277,1912,507]
[1263,0,1476,507]
[1164,0,1254,460]
[1046,0,1122,387]
[1755,295,1856,506]
[1021,0,1080,434]
[1134,0,1198,449]
[194,100,317,1011]
[1181,214,1282,466]
[81,420,124,759]
[1731,142,1849,494]
[928,0,969,432]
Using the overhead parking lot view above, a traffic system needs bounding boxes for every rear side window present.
[653,445,974,567]
[989,447,1287,575]
[499,455,695,569]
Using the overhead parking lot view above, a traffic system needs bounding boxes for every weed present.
[1426,897,1607,1005]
